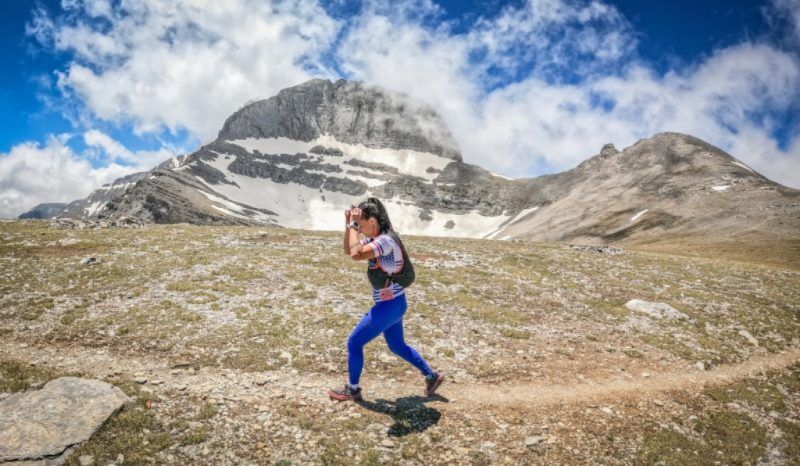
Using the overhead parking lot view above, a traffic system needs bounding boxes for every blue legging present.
[347,293,433,386]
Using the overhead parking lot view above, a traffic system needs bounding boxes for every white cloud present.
[0,135,127,218]
[82,129,179,172]
[0,132,179,218]
[771,0,800,44]
[335,0,800,188]
[28,0,800,190]
[39,0,339,139]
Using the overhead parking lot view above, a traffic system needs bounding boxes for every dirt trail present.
[462,348,800,406]
[4,342,798,408]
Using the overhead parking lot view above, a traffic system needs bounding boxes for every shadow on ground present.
[358,395,448,436]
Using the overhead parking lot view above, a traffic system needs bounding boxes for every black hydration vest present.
[366,230,415,289]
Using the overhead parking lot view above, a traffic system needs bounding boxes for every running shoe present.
[425,372,445,396]
[327,384,363,402]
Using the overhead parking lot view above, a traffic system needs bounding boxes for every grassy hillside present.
[1,220,798,465]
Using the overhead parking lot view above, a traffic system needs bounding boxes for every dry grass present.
[1,220,798,464]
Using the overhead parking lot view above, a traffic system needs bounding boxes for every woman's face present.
[359,216,380,238]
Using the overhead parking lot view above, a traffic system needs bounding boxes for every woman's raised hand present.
[350,208,362,221]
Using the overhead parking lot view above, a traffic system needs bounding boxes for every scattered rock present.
[50,218,145,229]
[380,439,395,448]
[525,436,545,448]
[600,143,619,157]
[652,399,664,407]
[79,454,95,465]
[80,257,101,266]
[625,299,689,320]
[570,244,623,254]
[738,330,759,346]
[695,362,706,371]
[0,377,129,463]
[135,377,148,384]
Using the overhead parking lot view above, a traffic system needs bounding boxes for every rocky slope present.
[22,155,191,221]
[44,79,800,246]
[18,203,68,219]
[501,134,800,245]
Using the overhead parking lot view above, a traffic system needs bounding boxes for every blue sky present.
[1,0,799,217]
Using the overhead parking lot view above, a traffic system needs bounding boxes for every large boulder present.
[0,377,130,463]
[625,299,689,320]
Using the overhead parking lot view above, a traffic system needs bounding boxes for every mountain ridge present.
[21,79,800,248]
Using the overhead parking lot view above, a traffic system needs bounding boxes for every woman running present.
[328,197,444,401]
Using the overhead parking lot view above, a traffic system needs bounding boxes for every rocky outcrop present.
[219,79,462,161]
[56,171,151,220]
[99,169,273,225]
[0,377,129,463]
[625,299,689,320]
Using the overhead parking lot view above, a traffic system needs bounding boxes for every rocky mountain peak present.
[600,143,618,157]
[218,78,462,162]
[618,132,769,183]
[42,80,797,248]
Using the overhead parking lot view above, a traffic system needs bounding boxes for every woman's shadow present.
[357,394,448,436]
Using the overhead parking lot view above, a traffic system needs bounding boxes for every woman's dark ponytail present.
[359,197,393,233]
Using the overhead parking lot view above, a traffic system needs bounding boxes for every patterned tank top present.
[361,234,406,302]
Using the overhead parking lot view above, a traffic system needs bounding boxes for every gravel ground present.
[1,220,798,465]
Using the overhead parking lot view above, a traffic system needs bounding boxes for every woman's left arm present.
[349,230,376,261]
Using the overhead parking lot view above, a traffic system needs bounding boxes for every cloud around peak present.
[7,0,800,219]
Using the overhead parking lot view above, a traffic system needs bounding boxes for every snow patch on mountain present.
[631,209,648,222]
[383,197,511,238]
[199,191,274,224]
[196,154,357,229]
[83,200,106,217]
[508,206,540,225]
[483,206,539,240]
[732,160,754,173]
[192,145,509,236]
[229,135,452,181]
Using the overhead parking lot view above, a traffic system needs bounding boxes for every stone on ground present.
[0,377,130,463]
[625,299,689,320]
